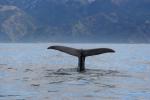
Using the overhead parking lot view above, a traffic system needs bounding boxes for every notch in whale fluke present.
[47,45,115,72]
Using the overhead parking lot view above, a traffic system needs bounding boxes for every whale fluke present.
[83,48,115,57]
[48,45,115,72]
[48,46,80,57]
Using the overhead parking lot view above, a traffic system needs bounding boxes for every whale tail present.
[48,46,80,57]
[48,46,115,72]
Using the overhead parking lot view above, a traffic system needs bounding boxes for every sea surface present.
[0,43,150,100]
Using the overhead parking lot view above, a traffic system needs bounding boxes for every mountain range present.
[0,0,150,43]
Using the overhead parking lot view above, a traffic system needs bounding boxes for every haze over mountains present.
[0,0,150,43]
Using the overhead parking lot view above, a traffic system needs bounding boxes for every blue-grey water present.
[0,43,150,100]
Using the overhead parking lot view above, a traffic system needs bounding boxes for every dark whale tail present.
[48,46,115,72]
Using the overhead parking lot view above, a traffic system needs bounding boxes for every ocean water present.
[0,43,150,100]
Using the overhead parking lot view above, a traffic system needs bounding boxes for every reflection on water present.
[0,43,150,100]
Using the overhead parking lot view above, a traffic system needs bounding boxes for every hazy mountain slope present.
[0,0,150,42]
[0,5,36,41]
